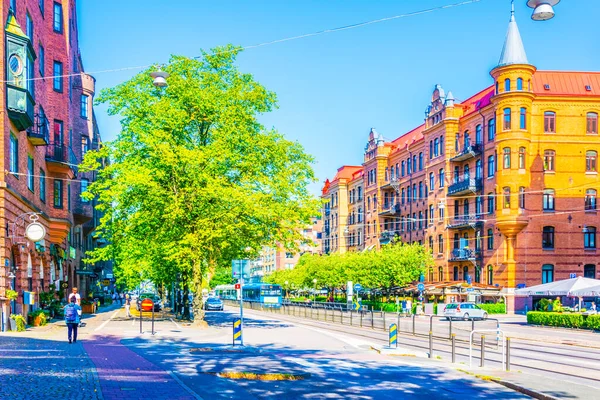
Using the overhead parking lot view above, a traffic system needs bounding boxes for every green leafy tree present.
[209,267,235,288]
[81,45,319,322]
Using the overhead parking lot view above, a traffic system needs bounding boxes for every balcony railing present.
[450,143,482,162]
[379,203,401,216]
[448,177,482,196]
[379,230,400,244]
[46,143,78,174]
[447,215,484,229]
[449,248,480,261]
[26,112,50,146]
[7,85,35,131]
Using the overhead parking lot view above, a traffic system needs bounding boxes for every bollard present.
[480,335,486,368]
[429,331,433,358]
[340,309,343,325]
[350,309,353,326]
[471,319,475,332]
[360,310,363,327]
[151,305,155,335]
[449,318,453,340]
[383,311,386,330]
[451,333,456,363]
[506,337,511,371]
[429,315,433,333]
[139,307,143,334]
[412,314,416,336]
[371,310,374,329]
[397,313,401,335]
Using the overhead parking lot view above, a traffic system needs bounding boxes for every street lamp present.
[150,69,169,87]
[312,278,318,302]
[526,0,560,21]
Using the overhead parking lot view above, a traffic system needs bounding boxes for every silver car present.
[443,302,488,320]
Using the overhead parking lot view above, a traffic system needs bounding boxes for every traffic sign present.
[354,283,363,292]
[141,298,154,312]
[466,288,474,292]
[417,283,425,292]
[466,275,472,285]
[569,273,577,279]
[234,283,241,290]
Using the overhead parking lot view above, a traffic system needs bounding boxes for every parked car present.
[443,302,488,320]
[136,293,162,312]
[204,297,224,311]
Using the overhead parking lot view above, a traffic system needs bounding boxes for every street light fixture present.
[313,278,318,302]
[526,0,560,21]
[150,69,169,87]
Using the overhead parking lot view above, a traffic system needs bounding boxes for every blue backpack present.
[65,304,77,322]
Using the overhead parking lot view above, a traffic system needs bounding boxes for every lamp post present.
[526,0,560,21]
[284,280,289,300]
[313,278,318,302]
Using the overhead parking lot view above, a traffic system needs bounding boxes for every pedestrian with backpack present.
[125,293,132,318]
[64,296,82,343]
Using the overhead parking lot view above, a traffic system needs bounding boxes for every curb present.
[491,378,560,400]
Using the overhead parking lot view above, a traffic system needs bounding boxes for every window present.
[438,267,443,282]
[439,168,444,188]
[495,81,499,94]
[53,61,63,92]
[584,226,597,249]
[418,182,423,199]
[503,108,511,130]
[27,156,34,192]
[503,147,511,169]
[487,155,495,177]
[53,179,63,208]
[401,188,405,205]
[503,187,511,208]
[463,199,469,216]
[476,196,483,215]
[39,0,44,15]
[519,187,525,209]
[475,266,481,283]
[453,266,459,281]
[517,78,523,91]
[504,78,511,92]
[487,229,494,250]
[584,264,596,279]
[544,111,556,133]
[487,193,495,214]
[464,131,470,149]
[518,147,526,169]
[463,266,469,282]
[26,13,33,39]
[438,235,443,253]
[67,183,71,211]
[429,141,433,159]
[418,211,423,229]
[38,45,44,77]
[586,150,597,172]
[401,161,405,177]
[40,169,46,202]
[475,125,482,144]
[10,0,16,12]
[455,133,460,152]
[429,172,434,191]
[475,159,482,179]
[520,107,526,129]
[53,2,63,33]
[81,178,89,203]
[543,189,555,211]
[412,184,416,202]
[542,226,555,249]
[542,264,554,284]
[434,138,439,157]
[544,150,555,172]
[418,152,423,170]
[487,265,493,286]
[585,189,597,211]
[453,166,459,183]
[488,118,495,141]
[80,95,89,118]
[587,112,598,134]
[10,134,18,174]
[429,204,434,225]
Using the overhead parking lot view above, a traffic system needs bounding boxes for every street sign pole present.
[239,261,244,346]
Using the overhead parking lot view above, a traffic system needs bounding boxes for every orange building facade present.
[321,9,600,311]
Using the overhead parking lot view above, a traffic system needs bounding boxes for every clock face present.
[25,223,46,242]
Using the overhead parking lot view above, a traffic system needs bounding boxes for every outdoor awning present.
[570,284,600,297]
[515,277,600,297]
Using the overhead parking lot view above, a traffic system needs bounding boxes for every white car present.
[443,302,488,320]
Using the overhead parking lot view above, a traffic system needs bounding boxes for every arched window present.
[453,266,459,281]
[503,147,511,169]
[455,133,460,152]
[454,166,460,183]
[438,267,444,282]
[585,189,597,211]
[504,78,511,92]
[520,107,527,129]
[475,124,482,144]
[503,108,512,130]
[429,172,434,190]
[487,265,494,286]
[474,266,481,283]
[464,199,469,216]
[464,131,470,149]
[518,147,526,169]
[430,141,433,159]
[586,150,597,172]
[434,138,440,157]
[401,161,406,177]
[519,187,526,209]
[464,165,470,179]
[495,81,499,94]
[503,187,511,208]
[419,152,423,170]
[517,78,523,91]
[463,266,469,282]
[544,111,556,133]
[488,118,496,140]
[587,112,598,134]
[542,264,554,284]
[476,159,482,179]
[542,226,555,249]
[487,229,494,249]
[584,226,596,249]
[80,178,89,203]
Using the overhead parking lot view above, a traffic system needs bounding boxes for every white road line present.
[170,318,182,330]
[168,371,205,400]
[94,310,120,332]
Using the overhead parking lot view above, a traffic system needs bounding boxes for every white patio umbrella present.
[515,276,600,296]
[570,284,600,297]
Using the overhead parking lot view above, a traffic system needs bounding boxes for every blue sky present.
[77,0,600,195]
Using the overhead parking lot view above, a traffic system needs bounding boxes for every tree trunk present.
[191,262,205,324]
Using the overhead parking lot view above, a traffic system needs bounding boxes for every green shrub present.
[585,315,600,330]
[479,303,506,314]
[5,289,18,301]
[527,312,585,328]
[10,314,26,331]
[29,310,49,326]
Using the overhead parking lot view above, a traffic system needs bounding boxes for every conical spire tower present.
[497,1,529,67]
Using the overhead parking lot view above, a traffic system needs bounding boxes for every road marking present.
[170,318,182,330]
[94,310,120,332]
[168,371,205,400]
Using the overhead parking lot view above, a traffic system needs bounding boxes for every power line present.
[0,0,484,84]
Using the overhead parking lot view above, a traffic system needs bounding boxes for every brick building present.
[321,7,600,311]
[0,0,107,326]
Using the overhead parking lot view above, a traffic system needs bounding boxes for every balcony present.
[450,143,482,162]
[448,177,482,197]
[73,204,93,225]
[379,230,399,245]
[449,248,479,262]
[26,112,50,146]
[447,215,484,229]
[46,143,78,175]
[379,203,401,216]
[7,85,35,131]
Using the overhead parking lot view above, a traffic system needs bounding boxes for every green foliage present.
[29,310,49,326]
[267,243,433,293]
[527,312,585,328]
[5,289,18,300]
[478,303,506,314]
[209,267,235,288]
[585,315,600,330]
[10,314,26,331]
[39,289,55,307]
[81,45,319,320]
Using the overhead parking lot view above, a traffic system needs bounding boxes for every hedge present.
[526,312,600,329]
[478,303,506,314]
